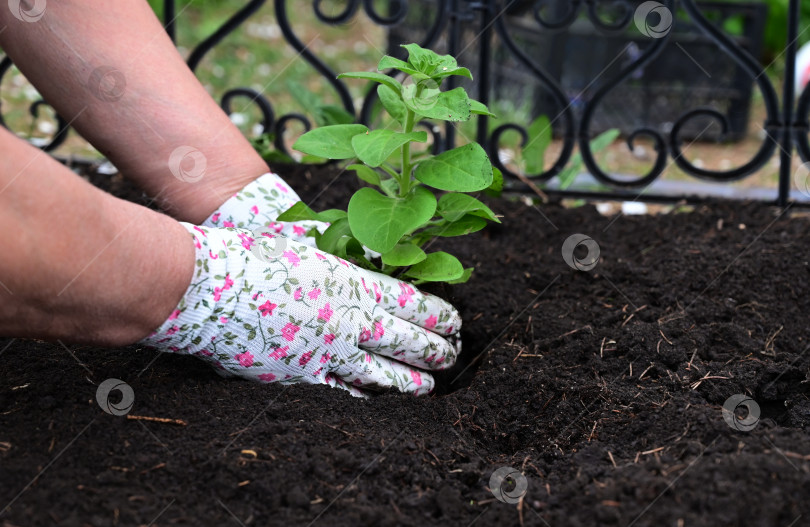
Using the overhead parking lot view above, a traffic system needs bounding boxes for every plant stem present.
[399,108,416,197]
[380,163,400,180]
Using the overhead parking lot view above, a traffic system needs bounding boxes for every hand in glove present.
[203,171,323,247]
[141,224,461,396]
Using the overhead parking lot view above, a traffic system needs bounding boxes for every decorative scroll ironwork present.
[0,56,69,152]
[0,0,805,206]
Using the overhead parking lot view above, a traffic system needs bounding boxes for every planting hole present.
[431,332,482,395]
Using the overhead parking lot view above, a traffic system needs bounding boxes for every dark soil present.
[2,163,810,526]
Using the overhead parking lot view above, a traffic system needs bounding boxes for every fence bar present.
[0,0,807,207]
[475,0,492,148]
[779,0,800,206]
[444,0,461,151]
[164,0,176,44]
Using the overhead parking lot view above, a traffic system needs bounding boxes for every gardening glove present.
[204,171,381,261]
[203,171,325,247]
[140,223,461,397]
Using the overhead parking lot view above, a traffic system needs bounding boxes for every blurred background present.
[1,0,808,200]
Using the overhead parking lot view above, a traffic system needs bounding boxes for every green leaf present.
[261,150,297,164]
[590,128,620,153]
[524,115,552,174]
[381,244,427,266]
[420,215,487,237]
[351,130,427,167]
[316,105,355,126]
[415,143,493,192]
[347,186,436,253]
[401,43,441,73]
[293,124,368,159]
[430,53,460,75]
[557,163,580,190]
[283,80,354,131]
[377,85,407,125]
[401,44,467,79]
[400,78,440,116]
[447,267,473,284]
[379,178,400,198]
[377,55,419,75]
[403,86,471,122]
[286,80,321,114]
[306,226,322,243]
[300,154,328,164]
[317,218,353,255]
[437,193,500,223]
[251,133,295,164]
[335,236,377,270]
[276,201,347,223]
[485,166,504,197]
[555,129,618,190]
[347,241,375,266]
[315,209,349,223]
[432,67,473,81]
[403,251,464,282]
[470,99,496,117]
[338,71,402,94]
[347,163,381,186]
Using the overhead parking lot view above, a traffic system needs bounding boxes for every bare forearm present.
[0,0,268,222]
[0,128,194,346]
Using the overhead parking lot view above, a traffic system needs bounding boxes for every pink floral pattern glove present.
[140,224,461,397]
[203,172,323,247]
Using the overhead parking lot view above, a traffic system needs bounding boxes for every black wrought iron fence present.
[1,0,808,206]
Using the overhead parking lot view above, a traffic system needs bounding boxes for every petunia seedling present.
[277,43,502,284]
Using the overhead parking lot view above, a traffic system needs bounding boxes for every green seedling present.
[278,43,502,284]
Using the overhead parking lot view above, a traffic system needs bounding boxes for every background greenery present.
[757,0,810,61]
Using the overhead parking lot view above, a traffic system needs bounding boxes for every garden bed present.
[1,163,809,526]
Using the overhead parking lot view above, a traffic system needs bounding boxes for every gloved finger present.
[358,308,459,370]
[220,352,369,398]
[324,373,368,398]
[362,272,462,336]
[330,350,435,396]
